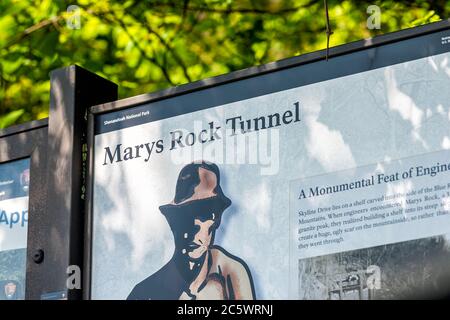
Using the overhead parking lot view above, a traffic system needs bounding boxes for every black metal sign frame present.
[84,19,450,299]
[0,119,48,300]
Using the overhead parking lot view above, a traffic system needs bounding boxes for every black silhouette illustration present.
[127,161,255,300]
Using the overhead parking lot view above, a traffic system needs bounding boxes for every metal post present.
[29,65,117,300]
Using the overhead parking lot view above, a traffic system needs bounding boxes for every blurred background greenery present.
[0,0,449,128]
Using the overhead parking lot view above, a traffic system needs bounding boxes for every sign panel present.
[90,26,450,299]
[0,158,30,300]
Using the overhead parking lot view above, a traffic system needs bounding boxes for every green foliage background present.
[0,0,449,128]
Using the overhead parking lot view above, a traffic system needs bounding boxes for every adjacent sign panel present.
[89,25,450,299]
[0,158,30,300]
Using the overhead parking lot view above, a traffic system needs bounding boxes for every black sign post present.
[39,66,118,300]
[1,66,117,300]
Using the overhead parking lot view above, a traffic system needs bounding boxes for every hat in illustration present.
[159,161,231,224]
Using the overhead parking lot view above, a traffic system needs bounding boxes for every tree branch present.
[114,9,193,83]
[105,14,176,86]
[151,0,318,15]
[143,24,192,82]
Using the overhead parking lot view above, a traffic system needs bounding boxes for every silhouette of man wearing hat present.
[127,161,255,300]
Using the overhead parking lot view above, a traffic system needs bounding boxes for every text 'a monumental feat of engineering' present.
[298,162,450,200]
